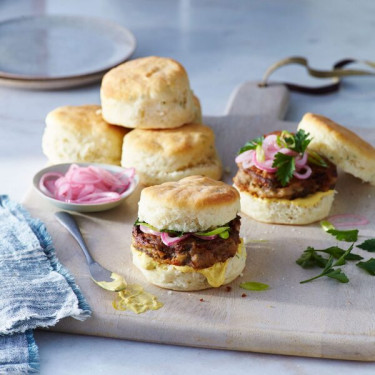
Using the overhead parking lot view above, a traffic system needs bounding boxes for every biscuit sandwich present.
[298,113,375,186]
[100,56,197,129]
[131,176,246,291]
[121,123,222,185]
[233,127,338,224]
[42,105,128,165]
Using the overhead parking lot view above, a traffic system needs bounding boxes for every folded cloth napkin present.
[0,196,91,373]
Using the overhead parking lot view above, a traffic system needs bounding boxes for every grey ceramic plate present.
[33,163,139,213]
[0,15,136,87]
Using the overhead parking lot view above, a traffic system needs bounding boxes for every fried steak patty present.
[233,157,337,200]
[132,217,241,269]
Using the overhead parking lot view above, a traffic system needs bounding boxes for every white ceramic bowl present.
[33,163,139,213]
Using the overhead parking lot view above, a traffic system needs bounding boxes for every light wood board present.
[23,82,375,361]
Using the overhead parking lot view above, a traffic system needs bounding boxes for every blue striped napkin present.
[0,196,91,373]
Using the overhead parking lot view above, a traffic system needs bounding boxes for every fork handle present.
[55,211,95,265]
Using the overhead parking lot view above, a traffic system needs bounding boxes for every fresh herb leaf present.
[276,131,292,148]
[219,231,230,239]
[256,144,265,161]
[296,247,328,268]
[320,220,335,232]
[325,269,350,283]
[356,258,375,275]
[320,221,358,242]
[327,229,359,242]
[195,226,230,236]
[332,244,354,266]
[292,129,311,154]
[240,282,270,291]
[238,136,264,155]
[272,152,295,186]
[134,220,158,231]
[357,239,375,252]
[300,255,349,284]
[308,150,328,167]
[137,220,232,239]
[317,246,363,261]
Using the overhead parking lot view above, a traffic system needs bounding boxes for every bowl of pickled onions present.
[33,163,138,212]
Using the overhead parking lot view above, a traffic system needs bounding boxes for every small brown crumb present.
[200,298,204,302]
[225,286,232,292]
[241,293,247,298]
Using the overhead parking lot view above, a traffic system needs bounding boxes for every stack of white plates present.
[0,15,136,89]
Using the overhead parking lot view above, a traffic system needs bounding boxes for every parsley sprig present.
[300,255,349,284]
[272,129,312,186]
[297,221,375,284]
[238,136,264,155]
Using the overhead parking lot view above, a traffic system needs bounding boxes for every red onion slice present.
[139,225,162,236]
[193,234,218,240]
[293,165,312,179]
[235,150,254,164]
[39,164,135,204]
[252,149,277,173]
[328,214,370,228]
[279,148,298,157]
[161,232,190,246]
[295,152,308,169]
[39,172,63,197]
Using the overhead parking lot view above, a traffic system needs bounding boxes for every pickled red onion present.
[237,134,311,180]
[327,214,370,228]
[293,165,312,179]
[139,225,161,236]
[235,150,254,164]
[39,164,135,204]
[252,149,277,173]
[39,172,63,197]
[160,232,190,246]
[193,234,218,240]
[295,152,308,168]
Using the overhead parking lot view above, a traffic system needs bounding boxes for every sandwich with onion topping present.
[131,175,246,291]
[233,128,338,224]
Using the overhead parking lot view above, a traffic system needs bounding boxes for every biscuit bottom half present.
[235,184,336,225]
[131,240,246,291]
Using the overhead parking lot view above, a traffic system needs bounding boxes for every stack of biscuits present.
[42,56,222,185]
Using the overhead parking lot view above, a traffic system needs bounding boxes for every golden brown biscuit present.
[42,105,128,165]
[298,113,375,185]
[100,56,196,129]
[121,123,222,185]
[138,175,240,232]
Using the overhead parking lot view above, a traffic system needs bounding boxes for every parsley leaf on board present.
[332,244,354,266]
[272,152,295,186]
[356,258,375,275]
[357,239,375,252]
[238,136,264,155]
[320,221,358,242]
[327,229,359,242]
[300,255,349,284]
[318,246,363,261]
[240,282,270,291]
[296,247,328,268]
[325,269,350,283]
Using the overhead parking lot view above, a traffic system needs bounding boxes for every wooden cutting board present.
[23,82,375,361]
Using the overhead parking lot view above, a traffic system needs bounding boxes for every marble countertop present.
[1,0,375,373]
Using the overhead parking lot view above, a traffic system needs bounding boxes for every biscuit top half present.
[138,176,240,232]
